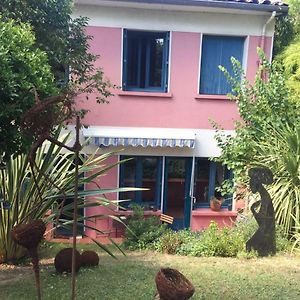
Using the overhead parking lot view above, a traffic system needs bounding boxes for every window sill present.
[116,210,162,216]
[195,94,229,101]
[192,208,237,217]
[118,91,173,98]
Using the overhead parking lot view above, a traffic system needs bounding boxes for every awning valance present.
[82,126,195,148]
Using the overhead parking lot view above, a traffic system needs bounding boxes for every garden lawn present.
[0,243,300,300]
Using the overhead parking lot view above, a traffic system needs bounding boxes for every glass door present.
[163,157,192,230]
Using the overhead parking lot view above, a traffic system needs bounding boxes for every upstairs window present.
[123,30,169,92]
[199,35,244,95]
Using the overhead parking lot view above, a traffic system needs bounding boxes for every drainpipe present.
[261,11,277,56]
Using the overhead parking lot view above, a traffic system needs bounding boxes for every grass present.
[1,243,300,299]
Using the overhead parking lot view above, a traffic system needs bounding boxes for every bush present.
[155,218,291,258]
[276,224,292,252]
[155,221,244,257]
[154,230,198,255]
[233,216,291,253]
[123,204,168,250]
[184,222,245,257]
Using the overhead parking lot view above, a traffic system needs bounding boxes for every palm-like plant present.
[0,130,131,263]
[253,122,300,237]
[292,218,300,253]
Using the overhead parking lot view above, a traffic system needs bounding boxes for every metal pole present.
[71,116,81,300]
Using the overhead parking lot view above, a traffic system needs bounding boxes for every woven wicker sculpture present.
[55,248,81,273]
[12,219,46,300]
[155,268,195,300]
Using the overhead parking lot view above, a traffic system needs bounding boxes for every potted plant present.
[210,196,223,211]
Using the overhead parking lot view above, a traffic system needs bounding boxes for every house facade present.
[72,0,288,238]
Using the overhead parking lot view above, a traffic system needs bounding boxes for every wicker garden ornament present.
[12,219,46,300]
[55,248,81,273]
[155,268,195,300]
[246,167,276,256]
[81,250,99,267]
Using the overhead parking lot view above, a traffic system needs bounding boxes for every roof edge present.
[76,0,288,15]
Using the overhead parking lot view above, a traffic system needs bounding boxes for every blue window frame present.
[193,159,233,208]
[119,156,162,209]
[123,30,170,92]
[199,35,244,95]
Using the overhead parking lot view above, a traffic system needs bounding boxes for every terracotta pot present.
[210,199,222,211]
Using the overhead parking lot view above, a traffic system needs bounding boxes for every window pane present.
[124,30,168,91]
[141,157,158,203]
[120,157,136,202]
[127,38,139,87]
[215,162,225,188]
[194,159,210,205]
[149,37,164,87]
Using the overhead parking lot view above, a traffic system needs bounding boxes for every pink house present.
[70,0,287,239]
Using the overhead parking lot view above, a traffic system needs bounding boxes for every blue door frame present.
[163,157,193,230]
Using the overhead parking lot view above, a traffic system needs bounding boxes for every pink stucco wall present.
[78,27,272,131]
[84,155,119,238]
[191,209,237,231]
[79,27,273,235]
[246,35,272,82]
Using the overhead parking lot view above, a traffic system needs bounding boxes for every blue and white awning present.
[82,126,195,148]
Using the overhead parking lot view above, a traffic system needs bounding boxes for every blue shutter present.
[200,36,244,95]
[200,36,223,94]
[220,37,244,94]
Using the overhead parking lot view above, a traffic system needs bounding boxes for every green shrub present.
[237,250,259,259]
[155,222,244,257]
[154,229,198,255]
[276,224,292,252]
[155,218,291,258]
[233,216,291,253]
[123,204,168,250]
[184,222,244,257]
[231,216,258,241]
[124,205,291,255]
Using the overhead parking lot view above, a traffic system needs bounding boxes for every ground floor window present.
[193,159,232,208]
[119,156,232,211]
[119,156,162,209]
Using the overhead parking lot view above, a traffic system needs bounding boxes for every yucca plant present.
[253,122,300,237]
[0,129,133,263]
[291,218,300,253]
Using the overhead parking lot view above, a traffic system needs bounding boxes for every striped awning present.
[82,126,195,148]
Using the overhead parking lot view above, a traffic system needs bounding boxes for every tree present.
[0,19,58,161]
[213,51,299,192]
[0,0,113,161]
[253,121,300,237]
[274,0,300,109]
[273,0,300,57]
[213,51,300,238]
